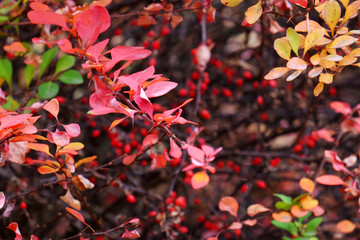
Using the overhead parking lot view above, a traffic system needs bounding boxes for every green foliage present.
[0,58,13,91]
[24,64,35,88]
[38,82,59,99]
[58,70,83,85]
[55,55,76,75]
[39,47,58,79]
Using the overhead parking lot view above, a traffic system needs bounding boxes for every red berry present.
[152,40,160,50]
[192,71,200,80]
[260,112,268,122]
[226,160,234,168]
[126,194,136,203]
[149,210,157,217]
[20,202,27,209]
[293,144,303,153]
[257,96,264,105]
[90,121,97,128]
[166,196,173,205]
[268,79,277,88]
[160,26,170,36]
[243,70,253,80]
[114,28,122,36]
[194,197,201,205]
[147,30,155,38]
[252,81,259,89]
[56,96,66,104]
[149,58,157,66]
[216,161,224,169]
[240,184,248,193]
[329,86,337,96]
[178,226,188,234]
[222,88,233,98]
[142,40,149,48]
[170,158,181,167]
[92,129,101,138]
[178,88,188,97]
[236,78,244,87]
[252,157,262,166]
[123,144,132,154]
[175,196,187,208]
[200,109,211,120]
[233,165,241,173]
[212,87,220,95]
[256,180,267,189]
[269,157,281,167]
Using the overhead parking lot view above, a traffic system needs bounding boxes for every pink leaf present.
[27,6,69,31]
[169,138,182,158]
[29,2,51,11]
[145,81,178,98]
[0,191,5,209]
[123,154,137,165]
[104,46,152,72]
[242,219,257,226]
[63,123,81,138]
[184,145,205,166]
[7,142,29,164]
[316,175,345,185]
[0,114,32,131]
[77,6,110,49]
[128,66,155,84]
[21,125,37,134]
[7,222,22,240]
[121,229,140,239]
[191,171,209,189]
[86,39,109,64]
[43,98,59,121]
[134,86,154,118]
[330,101,352,115]
[315,128,335,142]
[48,130,70,147]
[142,134,159,148]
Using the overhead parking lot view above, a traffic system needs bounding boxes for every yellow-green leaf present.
[304,29,325,56]
[314,82,324,96]
[287,57,308,70]
[274,38,291,60]
[287,28,300,56]
[328,35,358,48]
[264,67,290,79]
[323,0,341,36]
[245,1,262,24]
[221,0,244,7]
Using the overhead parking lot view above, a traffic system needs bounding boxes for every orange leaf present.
[247,203,271,217]
[3,42,27,53]
[313,82,324,97]
[311,205,325,216]
[43,98,59,121]
[264,67,290,79]
[300,195,318,210]
[299,177,315,194]
[219,196,239,218]
[336,220,356,233]
[109,118,126,131]
[25,143,53,157]
[191,171,209,189]
[290,205,309,218]
[272,211,292,223]
[75,155,97,168]
[66,207,86,224]
[245,1,262,24]
[38,165,59,174]
[316,175,344,185]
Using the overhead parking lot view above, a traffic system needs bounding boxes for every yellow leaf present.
[319,73,334,84]
[191,171,209,189]
[60,189,81,210]
[274,38,291,60]
[295,20,329,37]
[328,35,358,48]
[339,55,357,66]
[25,143,53,157]
[339,0,349,8]
[323,0,341,36]
[221,0,244,7]
[336,220,356,233]
[322,54,343,62]
[300,195,318,210]
[304,29,325,56]
[75,155,97,168]
[264,67,290,79]
[245,1,262,24]
[310,53,321,65]
[299,177,315,194]
[313,82,324,97]
[287,57,308,70]
[342,0,360,24]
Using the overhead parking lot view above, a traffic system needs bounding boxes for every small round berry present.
[243,70,253,80]
[257,96,264,105]
[147,30,155,38]
[222,88,232,98]
[178,88,189,97]
[252,157,262,166]
[123,144,132,154]
[200,109,211,120]
[152,40,160,50]
[256,180,267,189]
[126,194,136,203]
[20,202,27,209]
[160,26,170,36]
[175,196,187,208]
[240,184,248,193]
[92,129,101,138]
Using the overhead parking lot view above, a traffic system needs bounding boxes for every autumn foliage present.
[1,0,360,239]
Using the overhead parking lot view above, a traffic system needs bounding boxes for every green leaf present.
[2,96,19,111]
[55,55,76,75]
[24,64,35,88]
[287,28,300,56]
[38,82,59,99]
[275,201,292,211]
[292,194,307,205]
[272,220,298,236]
[274,193,292,204]
[305,217,322,233]
[298,211,312,223]
[0,58,13,91]
[39,47,58,79]
[58,70,83,85]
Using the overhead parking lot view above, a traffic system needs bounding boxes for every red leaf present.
[121,229,140,239]
[142,134,159,148]
[66,207,86,224]
[191,171,209,189]
[330,101,352,115]
[0,114,32,131]
[316,175,345,185]
[123,154,137,165]
[47,130,70,147]
[7,222,22,240]
[63,123,81,138]
[86,39,109,64]
[145,81,178,98]
[29,2,51,11]
[43,98,59,121]
[77,6,110,49]
[138,15,157,26]
[144,3,165,11]
[315,128,335,142]
[185,145,205,166]
[134,86,154,118]
[27,5,69,31]
[289,0,308,8]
